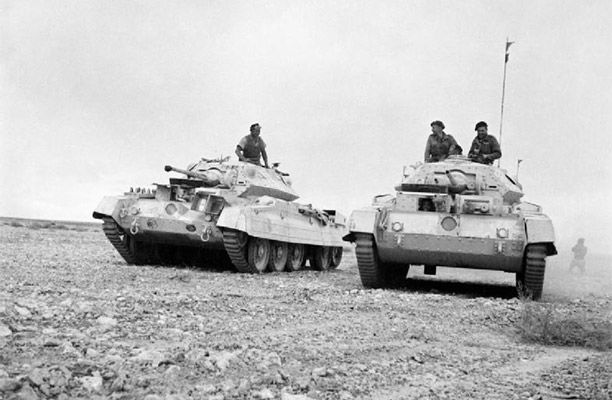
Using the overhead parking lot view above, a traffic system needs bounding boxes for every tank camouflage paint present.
[93,158,346,273]
[343,156,557,300]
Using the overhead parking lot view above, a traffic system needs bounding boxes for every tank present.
[343,156,557,300]
[93,157,346,273]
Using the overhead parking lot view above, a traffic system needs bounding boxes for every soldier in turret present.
[235,123,269,168]
[468,121,501,164]
[424,120,461,163]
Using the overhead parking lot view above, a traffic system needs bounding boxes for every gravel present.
[1,221,610,399]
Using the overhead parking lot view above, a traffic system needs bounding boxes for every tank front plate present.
[376,232,524,272]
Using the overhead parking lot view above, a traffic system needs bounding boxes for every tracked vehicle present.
[93,158,345,273]
[343,156,556,299]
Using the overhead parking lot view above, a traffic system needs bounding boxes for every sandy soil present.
[1,219,610,400]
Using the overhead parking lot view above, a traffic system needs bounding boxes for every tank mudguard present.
[217,204,344,246]
[343,208,380,242]
[216,206,248,232]
[92,196,122,219]
[524,215,557,255]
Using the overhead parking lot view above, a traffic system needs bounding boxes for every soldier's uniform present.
[468,135,501,165]
[425,133,459,162]
[569,240,587,273]
[237,135,266,165]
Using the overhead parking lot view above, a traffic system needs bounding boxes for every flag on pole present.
[505,40,515,63]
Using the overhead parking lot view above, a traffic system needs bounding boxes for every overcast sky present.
[1,0,611,252]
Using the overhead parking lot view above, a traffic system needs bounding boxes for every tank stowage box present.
[93,158,346,273]
[343,156,556,300]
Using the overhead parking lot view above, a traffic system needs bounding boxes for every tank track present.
[355,233,407,288]
[222,228,340,274]
[355,233,385,288]
[522,244,547,300]
[221,228,254,273]
[101,217,140,264]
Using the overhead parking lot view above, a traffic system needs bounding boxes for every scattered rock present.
[132,349,167,367]
[311,367,327,377]
[281,392,315,400]
[14,306,32,318]
[96,316,118,331]
[60,341,81,357]
[165,395,187,400]
[110,371,129,392]
[27,367,49,387]
[254,387,275,399]
[86,348,100,358]
[13,383,39,400]
[210,350,238,372]
[0,323,12,337]
[43,338,62,347]
[79,372,103,393]
[294,376,310,390]
[0,377,22,392]
[164,365,181,377]
[196,384,217,394]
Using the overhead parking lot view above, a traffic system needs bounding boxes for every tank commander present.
[468,121,501,165]
[569,238,587,274]
[424,120,461,163]
[235,123,269,168]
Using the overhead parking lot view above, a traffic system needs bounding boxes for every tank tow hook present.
[130,220,140,235]
[201,226,212,242]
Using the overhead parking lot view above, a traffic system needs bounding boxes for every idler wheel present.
[268,241,288,272]
[247,238,271,273]
[330,247,343,269]
[286,243,306,272]
[310,246,332,271]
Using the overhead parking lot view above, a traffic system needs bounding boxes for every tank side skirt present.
[219,210,345,247]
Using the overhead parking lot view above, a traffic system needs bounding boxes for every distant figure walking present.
[569,238,587,274]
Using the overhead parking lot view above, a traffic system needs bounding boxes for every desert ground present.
[1,217,611,400]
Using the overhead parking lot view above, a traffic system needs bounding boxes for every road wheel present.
[268,241,288,272]
[310,246,332,271]
[286,243,306,272]
[517,244,547,300]
[330,247,343,269]
[247,238,271,273]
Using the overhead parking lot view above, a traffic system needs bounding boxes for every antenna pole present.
[498,38,514,167]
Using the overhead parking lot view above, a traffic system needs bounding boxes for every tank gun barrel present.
[164,165,203,179]
[165,164,221,186]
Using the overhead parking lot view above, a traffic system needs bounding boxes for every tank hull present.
[374,212,525,271]
[93,161,346,273]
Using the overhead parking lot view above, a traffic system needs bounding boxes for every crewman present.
[468,121,501,164]
[235,123,269,168]
[424,120,461,163]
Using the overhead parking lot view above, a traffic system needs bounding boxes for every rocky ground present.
[1,219,611,400]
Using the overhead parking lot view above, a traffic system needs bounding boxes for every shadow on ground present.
[393,277,518,299]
